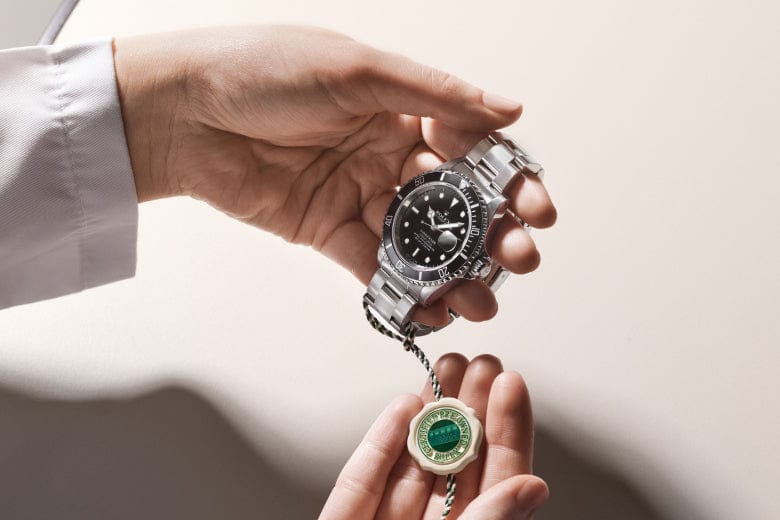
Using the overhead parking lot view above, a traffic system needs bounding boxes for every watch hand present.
[436,222,465,230]
[427,206,439,231]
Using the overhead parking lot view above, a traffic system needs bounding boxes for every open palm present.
[320,354,549,519]
[115,26,557,327]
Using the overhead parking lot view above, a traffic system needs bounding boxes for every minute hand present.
[436,222,464,230]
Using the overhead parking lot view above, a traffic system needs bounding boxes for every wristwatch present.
[363,132,544,337]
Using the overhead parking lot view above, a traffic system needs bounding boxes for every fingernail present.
[482,91,523,113]
[516,477,549,517]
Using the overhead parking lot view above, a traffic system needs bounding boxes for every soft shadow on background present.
[0,381,700,519]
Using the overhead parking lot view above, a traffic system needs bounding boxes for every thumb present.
[339,46,523,131]
[459,475,549,520]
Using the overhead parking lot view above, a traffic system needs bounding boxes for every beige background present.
[0,0,61,48]
[1,1,778,519]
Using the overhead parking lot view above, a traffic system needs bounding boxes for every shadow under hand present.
[0,384,328,520]
[0,381,707,520]
[534,426,670,520]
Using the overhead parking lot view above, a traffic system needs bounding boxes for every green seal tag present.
[407,397,483,475]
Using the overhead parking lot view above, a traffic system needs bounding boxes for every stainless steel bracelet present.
[364,267,420,336]
[363,132,544,337]
[465,132,544,194]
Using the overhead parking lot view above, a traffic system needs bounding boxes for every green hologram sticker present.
[428,419,461,452]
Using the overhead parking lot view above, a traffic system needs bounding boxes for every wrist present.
[112,35,189,202]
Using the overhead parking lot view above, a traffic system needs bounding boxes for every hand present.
[113,26,557,327]
[319,354,548,519]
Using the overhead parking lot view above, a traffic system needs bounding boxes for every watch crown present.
[468,257,492,279]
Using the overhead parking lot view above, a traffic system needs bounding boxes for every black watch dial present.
[382,170,487,285]
[393,184,470,269]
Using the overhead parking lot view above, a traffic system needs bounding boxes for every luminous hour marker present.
[439,192,445,199]
[450,198,459,208]
[404,221,409,227]
[404,238,410,244]
[460,228,466,235]
[411,206,419,214]
[440,254,446,260]
[412,248,419,257]
[460,211,465,217]
[425,256,430,263]
[424,195,430,201]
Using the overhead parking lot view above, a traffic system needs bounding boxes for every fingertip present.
[492,370,530,401]
[481,91,524,118]
[424,352,469,399]
[489,371,533,434]
[389,393,424,415]
[434,352,470,373]
[411,300,451,327]
[444,280,498,322]
[470,353,504,373]
[515,475,550,515]
[460,474,547,520]
[490,219,541,274]
[533,200,558,229]
[508,175,558,229]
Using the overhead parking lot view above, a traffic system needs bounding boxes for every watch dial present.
[382,170,487,285]
[393,183,471,269]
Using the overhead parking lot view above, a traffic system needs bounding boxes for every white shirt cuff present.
[0,39,138,309]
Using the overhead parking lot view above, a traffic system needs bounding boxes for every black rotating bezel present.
[382,170,488,286]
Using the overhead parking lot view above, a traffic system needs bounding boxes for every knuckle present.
[315,40,375,91]
[334,474,381,497]
[429,69,464,103]
[339,43,380,84]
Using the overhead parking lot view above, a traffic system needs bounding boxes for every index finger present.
[333,46,523,131]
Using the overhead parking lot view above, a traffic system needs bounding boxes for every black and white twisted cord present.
[362,300,457,519]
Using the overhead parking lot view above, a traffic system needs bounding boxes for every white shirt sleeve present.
[0,39,138,310]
